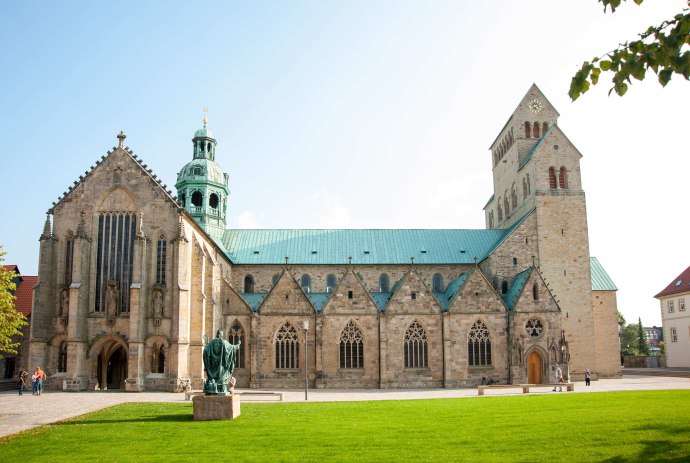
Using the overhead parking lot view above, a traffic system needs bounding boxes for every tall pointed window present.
[326,274,337,293]
[156,235,167,286]
[432,274,444,292]
[339,321,364,369]
[229,320,246,368]
[244,275,255,293]
[95,212,136,314]
[379,274,390,292]
[511,184,518,209]
[58,341,67,373]
[548,167,557,189]
[468,320,492,366]
[275,322,300,369]
[404,321,428,368]
[64,234,74,285]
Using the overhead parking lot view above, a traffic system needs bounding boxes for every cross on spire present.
[117,131,126,148]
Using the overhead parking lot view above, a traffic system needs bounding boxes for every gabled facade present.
[655,265,690,367]
[28,86,620,391]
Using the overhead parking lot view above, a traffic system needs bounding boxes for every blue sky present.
[1,1,688,326]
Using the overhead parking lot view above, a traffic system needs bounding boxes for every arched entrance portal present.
[96,341,128,390]
[527,351,543,384]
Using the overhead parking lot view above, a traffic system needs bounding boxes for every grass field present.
[1,390,689,462]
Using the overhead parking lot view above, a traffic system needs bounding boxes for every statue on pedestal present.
[202,330,241,396]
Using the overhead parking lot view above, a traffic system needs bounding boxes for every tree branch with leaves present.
[0,246,28,358]
[570,0,690,100]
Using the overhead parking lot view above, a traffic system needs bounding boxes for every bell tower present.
[175,114,230,238]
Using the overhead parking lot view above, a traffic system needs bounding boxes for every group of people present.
[17,367,46,396]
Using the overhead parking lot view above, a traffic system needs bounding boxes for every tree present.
[620,324,639,356]
[569,0,690,100]
[658,340,666,356]
[637,317,651,355]
[0,246,28,359]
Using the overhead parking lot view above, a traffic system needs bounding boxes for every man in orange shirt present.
[34,367,47,396]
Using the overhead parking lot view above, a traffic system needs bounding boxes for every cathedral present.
[28,85,621,392]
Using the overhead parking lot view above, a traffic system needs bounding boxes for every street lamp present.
[303,320,309,400]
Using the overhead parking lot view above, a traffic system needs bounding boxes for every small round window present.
[525,319,544,338]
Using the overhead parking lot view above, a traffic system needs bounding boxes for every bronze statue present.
[202,330,241,395]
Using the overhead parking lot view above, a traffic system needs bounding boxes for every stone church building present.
[29,85,621,392]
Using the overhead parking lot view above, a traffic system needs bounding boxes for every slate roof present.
[220,229,509,265]
[654,264,690,298]
[590,257,618,291]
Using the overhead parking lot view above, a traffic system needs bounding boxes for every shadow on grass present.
[603,422,690,463]
[54,413,193,426]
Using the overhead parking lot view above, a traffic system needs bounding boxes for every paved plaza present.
[1,374,689,439]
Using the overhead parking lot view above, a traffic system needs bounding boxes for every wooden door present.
[527,351,542,384]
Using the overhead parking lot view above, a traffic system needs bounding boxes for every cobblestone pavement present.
[1,375,689,439]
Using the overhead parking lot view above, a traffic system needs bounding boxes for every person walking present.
[18,371,27,396]
[585,369,591,386]
[552,364,563,392]
[31,372,38,395]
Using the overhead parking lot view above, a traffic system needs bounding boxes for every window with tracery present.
[404,321,428,368]
[468,320,492,366]
[229,320,245,368]
[156,235,167,286]
[95,212,136,313]
[525,319,544,338]
[58,341,67,373]
[339,321,364,369]
[275,322,300,369]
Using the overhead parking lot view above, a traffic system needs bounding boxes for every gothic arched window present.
[504,195,510,216]
[229,320,245,368]
[95,212,136,314]
[275,322,300,369]
[326,274,337,293]
[511,184,518,209]
[64,234,74,285]
[379,274,390,292]
[339,321,364,369]
[548,167,557,189]
[468,320,492,366]
[559,167,568,189]
[156,235,167,286]
[432,274,444,292]
[243,275,255,293]
[58,341,67,373]
[404,321,428,368]
[300,274,311,293]
[497,203,503,222]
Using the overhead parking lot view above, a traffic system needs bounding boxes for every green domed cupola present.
[175,114,230,237]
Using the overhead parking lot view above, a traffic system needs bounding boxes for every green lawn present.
[2,390,689,462]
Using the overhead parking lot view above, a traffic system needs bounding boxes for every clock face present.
[528,98,543,114]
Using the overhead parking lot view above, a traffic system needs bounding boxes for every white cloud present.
[236,210,262,229]
[309,190,352,228]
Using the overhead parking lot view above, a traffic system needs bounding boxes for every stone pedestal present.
[192,394,241,421]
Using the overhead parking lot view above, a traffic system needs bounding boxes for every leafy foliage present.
[570,0,690,100]
[0,246,28,358]
[637,317,651,355]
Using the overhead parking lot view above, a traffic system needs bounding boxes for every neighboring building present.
[654,265,690,367]
[643,326,663,352]
[28,85,621,392]
[0,265,35,381]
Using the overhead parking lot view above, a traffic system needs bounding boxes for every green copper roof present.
[194,126,215,139]
[590,257,617,291]
[307,293,330,312]
[433,272,470,310]
[503,268,531,310]
[177,158,228,186]
[239,293,267,311]
[369,291,392,310]
[221,229,506,265]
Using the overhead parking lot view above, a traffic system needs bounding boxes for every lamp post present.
[303,320,309,400]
